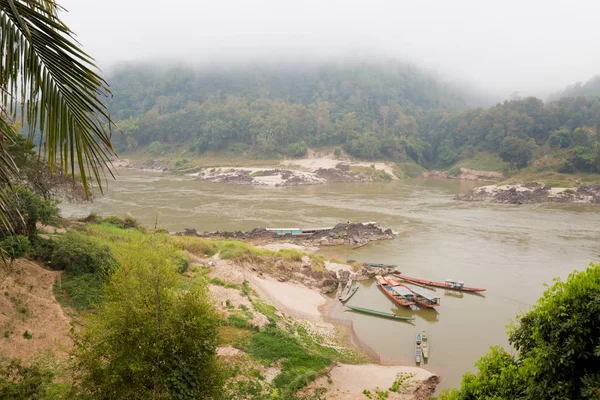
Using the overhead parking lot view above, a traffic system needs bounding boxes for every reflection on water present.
[60,169,600,391]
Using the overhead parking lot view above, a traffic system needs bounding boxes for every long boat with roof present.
[385,278,441,308]
[392,273,486,293]
[375,275,415,307]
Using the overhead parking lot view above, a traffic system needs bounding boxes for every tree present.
[0,1,115,231]
[439,263,600,400]
[74,238,223,399]
[498,136,535,168]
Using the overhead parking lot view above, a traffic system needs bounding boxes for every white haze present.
[60,0,600,100]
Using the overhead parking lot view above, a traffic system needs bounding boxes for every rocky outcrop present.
[175,223,396,247]
[455,183,600,204]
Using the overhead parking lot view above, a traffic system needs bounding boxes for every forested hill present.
[107,61,472,155]
[550,75,600,100]
[107,62,600,175]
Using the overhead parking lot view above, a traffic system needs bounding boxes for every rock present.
[310,270,324,280]
[301,255,312,268]
[339,270,350,282]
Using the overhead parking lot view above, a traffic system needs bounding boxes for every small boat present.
[338,279,353,301]
[415,332,422,363]
[422,329,429,359]
[362,262,399,269]
[375,276,415,307]
[346,305,414,321]
[393,274,486,293]
[340,284,359,302]
[385,278,440,308]
[336,282,343,300]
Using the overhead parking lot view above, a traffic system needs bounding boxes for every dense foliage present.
[45,232,118,310]
[108,63,600,172]
[439,263,600,399]
[74,236,223,399]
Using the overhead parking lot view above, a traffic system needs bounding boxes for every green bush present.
[48,232,116,274]
[285,141,308,158]
[0,186,59,239]
[0,235,32,259]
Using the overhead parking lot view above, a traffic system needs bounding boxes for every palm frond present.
[0,0,116,197]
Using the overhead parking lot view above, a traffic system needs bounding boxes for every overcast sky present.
[60,0,600,99]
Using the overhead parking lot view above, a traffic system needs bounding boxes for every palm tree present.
[0,0,115,230]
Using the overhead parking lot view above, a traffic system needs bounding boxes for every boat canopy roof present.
[392,286,413,297]
[406,284,440,300]
[445,279,464,285]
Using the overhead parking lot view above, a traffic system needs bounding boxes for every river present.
[60,168,600,391]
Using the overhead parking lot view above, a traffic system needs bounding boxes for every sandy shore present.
[250,275,327,317]
[309,363,438,400]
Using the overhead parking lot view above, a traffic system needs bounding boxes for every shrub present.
[285,141,308,158]
[0,358,67,399]
[73,238,224,399]
[48,232,116,274]
[0,235,32,259]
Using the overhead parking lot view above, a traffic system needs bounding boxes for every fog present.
[60,0,600,100]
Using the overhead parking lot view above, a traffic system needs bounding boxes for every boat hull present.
[385,278,440,308]
[393,274,486,292]
[340,284,359,302]
[346,305,414,321]
[375,277,415,307]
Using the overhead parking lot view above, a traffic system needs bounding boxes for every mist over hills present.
[107,59,600,175]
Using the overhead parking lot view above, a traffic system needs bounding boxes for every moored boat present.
[393,274,486,293]
[362,262,399,269]
[422,329,429,359]
[415,332,422,363]
[375,275,415,307]
[338,279,353,301]
[345,305,414,321]
[385,278,441,308]
[340,284,359,302]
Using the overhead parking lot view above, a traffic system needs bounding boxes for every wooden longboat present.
[392,274,486,293]
[338,279,353,301]
[340,284,359,302]
[375,275,415,307]
[362,262,399,269]
[422,329,429,359]
[415,332,422,363]
[346,305,414,321]
[385,278,440,308]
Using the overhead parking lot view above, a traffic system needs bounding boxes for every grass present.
[452,152,508,172]
[245,324,332,398]
[502,167,600,187]
[53,272,104,311]
[349,166,393,181]
[210,276,241,290]
[396,161,426,178]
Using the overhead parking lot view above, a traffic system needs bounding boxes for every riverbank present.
[175,222,397,249]
[455,182,600,204]
[197,243,439,399]
[116,154,399,186]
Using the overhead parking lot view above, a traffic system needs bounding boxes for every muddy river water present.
[60,169,600,391]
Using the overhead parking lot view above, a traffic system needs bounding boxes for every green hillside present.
[107,62,600,177]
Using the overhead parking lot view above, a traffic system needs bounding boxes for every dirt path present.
[0,259,73,361]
